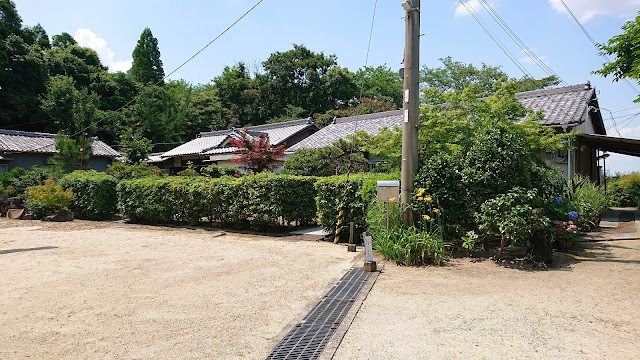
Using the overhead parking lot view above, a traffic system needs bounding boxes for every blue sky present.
[15,0,640,173]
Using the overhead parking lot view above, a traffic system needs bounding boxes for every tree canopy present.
[130,27,164,84]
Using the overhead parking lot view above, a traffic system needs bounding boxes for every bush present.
[415,154,468,237]
[201,164,239,178]
[475,187,537,258]
[568,175,608,230]
[117,174,317,228]
[8,166,64,195]
[315,172,399,241]
[59,171,119,220]
[106,162,166,180]
[25,179,75,218]
[609,172,640,207]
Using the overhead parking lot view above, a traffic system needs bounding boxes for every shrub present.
[59,171,118,220]
[475,187,537,258]
[9,166,64,195]
[415,154,468,237]
[106,162,166,180]
[462,123,533,210]
[117,174,317,228]
[201,164,239,178]
[315,172,398,241]
[609,172,640,207]
[25,179,75,218]
[568,175,608,230]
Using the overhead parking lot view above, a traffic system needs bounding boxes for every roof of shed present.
[161,118,317,158]
[0,129,119,157]
[288,110,403,151]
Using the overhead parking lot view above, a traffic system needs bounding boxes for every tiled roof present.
[289,82,600,151]
[0,130,119,157]
[288,110,403,151]
[516,82,596,126]
[161,135,227,158]
[162,118,318,158]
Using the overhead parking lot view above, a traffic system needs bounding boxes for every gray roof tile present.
[289,83,598,151]
[0,130,119,157]
[162,118,318,158]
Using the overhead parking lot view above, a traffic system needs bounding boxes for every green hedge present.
[116,174,317,228]
[315,172,400,241]
[59,171,118,220]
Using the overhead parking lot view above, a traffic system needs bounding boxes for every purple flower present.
[568,211,579,220]
[553,220,561,225]
[555,197,563,205]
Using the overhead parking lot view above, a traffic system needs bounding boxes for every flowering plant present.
[550,220,579,243]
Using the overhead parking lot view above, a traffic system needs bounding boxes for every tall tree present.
[260,44,339,117]
[0,34,49,130]
[51,32,77,49]
[355,65,403,108]
[594,12,640,102]
[420,57,559,104]
[130,27,164,85]
[41,75,98,135]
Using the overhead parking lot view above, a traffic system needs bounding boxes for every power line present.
[28,0,266,153]
[558,0,640,96]
[478,0,567,86]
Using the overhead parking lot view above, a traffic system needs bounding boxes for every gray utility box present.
[377,180,400,202]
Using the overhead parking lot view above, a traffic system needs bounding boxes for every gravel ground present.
[334,240,640,360]
[0,218,359,359]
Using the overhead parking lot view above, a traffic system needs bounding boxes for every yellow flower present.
[425,196,432,202]
[389,197,396,202]
[416,188,425,197]
[422,215,430,220]
[418,196,424,201]
[433,208,440,213]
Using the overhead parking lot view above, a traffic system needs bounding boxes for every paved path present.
[579,207,640,241]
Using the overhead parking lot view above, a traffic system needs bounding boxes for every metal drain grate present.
[266,268,371,360]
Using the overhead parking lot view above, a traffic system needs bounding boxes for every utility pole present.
[401,0,420,224]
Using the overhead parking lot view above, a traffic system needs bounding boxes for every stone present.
[42,208,74,222]
[363,261,377,272]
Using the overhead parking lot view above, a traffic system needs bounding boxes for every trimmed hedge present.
[315,172,400,241]
[116,173,317,228]
[59,171,118,220]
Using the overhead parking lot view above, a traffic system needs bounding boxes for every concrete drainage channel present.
[266,267,378,360]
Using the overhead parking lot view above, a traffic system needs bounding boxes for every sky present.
[14,0,640,174]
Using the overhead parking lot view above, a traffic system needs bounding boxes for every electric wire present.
[27,0,265,153]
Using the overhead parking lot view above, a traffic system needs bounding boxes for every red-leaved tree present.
[228,129,285,173]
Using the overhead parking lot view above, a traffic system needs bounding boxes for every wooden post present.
[347,221,356,252]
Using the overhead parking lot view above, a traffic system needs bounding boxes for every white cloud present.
[73,28,132,73]
[548,0,640,23]
[454,0,485,17]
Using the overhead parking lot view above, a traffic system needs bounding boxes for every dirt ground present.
[0,218,359,359]
[333,240,640,360]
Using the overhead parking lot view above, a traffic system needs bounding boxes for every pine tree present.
[130,27,164,85]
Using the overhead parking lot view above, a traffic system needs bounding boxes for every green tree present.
[283,138,368,176]
[130,27,164,85]
[40,75,98,135]
[260,44,339,116]
[46,45,106,89]
[0,34,49,130]
[420,57,559,104]
[51,32,77,49]
[214,62,260,126]
[355,65,403,108]
[119,128,152,164]
[50,132,93,172]
[594,12,640,102]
